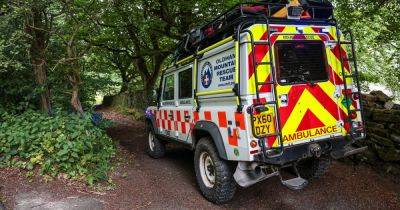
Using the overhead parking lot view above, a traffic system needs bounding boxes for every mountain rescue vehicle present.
[145,0,367,204]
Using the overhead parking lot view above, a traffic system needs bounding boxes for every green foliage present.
[0,110,115,184]
[95,0,241,98]
[0,5,36,110]
[0,0,121,112]
[333,0,400,97]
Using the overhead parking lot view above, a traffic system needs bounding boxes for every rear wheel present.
[194,137,236,204]
[146,125,165,159]
[298,156,331,179]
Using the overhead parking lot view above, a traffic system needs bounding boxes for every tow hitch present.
[309,143,322,158]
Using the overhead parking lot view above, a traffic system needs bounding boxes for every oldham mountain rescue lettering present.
[283,125,339,142]
[215,53,235,87]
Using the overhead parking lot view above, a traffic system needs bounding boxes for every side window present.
[179,69,193,99]
[163,74,175,101]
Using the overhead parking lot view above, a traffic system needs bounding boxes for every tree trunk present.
[119,67,130,93]
[25,4,52,114]
[33,59,52,114]
[143,75,158,102]
[66,37,84,114]
[69,74,83,114]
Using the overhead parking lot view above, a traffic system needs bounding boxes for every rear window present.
[275,41,328,85]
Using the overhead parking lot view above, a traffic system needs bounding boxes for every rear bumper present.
[254,137,356,165]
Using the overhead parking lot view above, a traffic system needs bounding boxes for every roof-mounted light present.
[287,5,302,20]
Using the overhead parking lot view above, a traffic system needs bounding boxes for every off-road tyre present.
[146,124,166,159]
[194,137,236,204]
[298,156,331,179]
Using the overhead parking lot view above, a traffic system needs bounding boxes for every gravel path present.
[1,111,399,209]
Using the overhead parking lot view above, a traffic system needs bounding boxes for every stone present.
[363,107,374,119]
[390,134,400,145]
[365,121,385,129]
[15,191,104,210]
[377,147,400,162]
[383,163,400,175]
[362,94,377,102]
[388,124,400,135]
[384,101,395,110]
[372,109,400,123]
[366,127,388,138]
[368,133,394,147]
[389,123,400,130]
[370,90,392,103]
[362,149,379,164]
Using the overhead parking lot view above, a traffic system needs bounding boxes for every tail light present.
[353,93,360,100]
[342,89,353,96]
[250,150,259,155]
[250,140,258,148]
[352,121,364,131]
[349,111,358,119]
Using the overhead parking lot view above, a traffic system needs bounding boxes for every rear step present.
[279,164,308,190]
[281,177,308,191]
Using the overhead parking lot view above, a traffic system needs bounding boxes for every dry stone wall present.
[357,91,400,175]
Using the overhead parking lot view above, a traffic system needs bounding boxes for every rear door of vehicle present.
[159,71,177,139]
[274,39,343,146]
[175,66,194,143]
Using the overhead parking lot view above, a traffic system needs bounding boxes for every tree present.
[94,0,240,102]
[52,0,100,113]
[1,0,120,112]
[333,0,400,96]
[22,0,57,114]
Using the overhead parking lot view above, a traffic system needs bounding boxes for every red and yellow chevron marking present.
[267,83,348,147]
[247,25,286,94]
[246,24,360,147]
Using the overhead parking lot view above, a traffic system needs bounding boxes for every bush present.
[0,110,115,185]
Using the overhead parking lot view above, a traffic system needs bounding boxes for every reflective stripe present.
[235,113,245,130]
[228,128,239,147]
[218,112,227,128]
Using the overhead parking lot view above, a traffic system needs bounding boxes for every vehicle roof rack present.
[173,0,334,62]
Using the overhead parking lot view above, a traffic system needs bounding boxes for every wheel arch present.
[192,120,228,160]
[145,115,157,133]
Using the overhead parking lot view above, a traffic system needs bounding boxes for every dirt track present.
[102,112,400,209]
[1,111,400,209]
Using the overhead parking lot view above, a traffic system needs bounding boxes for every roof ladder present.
[334,22,366,141]
[244,18,284,160]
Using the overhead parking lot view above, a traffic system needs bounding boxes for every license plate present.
[252,107,276,137]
